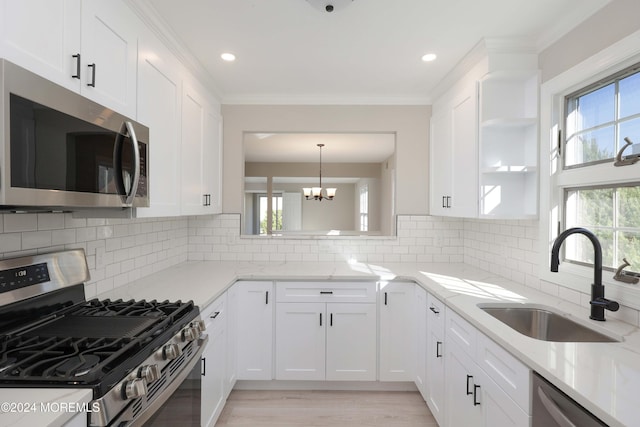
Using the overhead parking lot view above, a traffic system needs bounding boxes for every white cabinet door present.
[477,366,531,427]
[425,294,446,426]
[225,284,237,396]
[80,0,138,118]
[180,81,221,216]
[135,31,182,218]
[203,109,223,213]
[450,82,478,217]
[180,82,206,215]
[201,318,226,427]
[414,286,427,399]
[379,282,415,381]
[445,340,480,427]
[326,303,376,381]
[0,0,81,92]
[200,294,227,427]
[236,281,274,380]
[429,109,453,216]
[275,302,326,381]
[430,76,479,217]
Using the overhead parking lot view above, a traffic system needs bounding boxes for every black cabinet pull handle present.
[384,292,388,305]
[446,196,452,208]
[72,53,81,79]
[473,384,481,406]
[210,311,220,319]
[320,291,333,295]
[436,341,442,358]
[265,291,269,305]
[201,357,206,376]
[442,196,446,208]
[320,312,322,326]
[330,313,333,326]
[87,63,96,87]
[466,375,473,395]
[429,306,440,315]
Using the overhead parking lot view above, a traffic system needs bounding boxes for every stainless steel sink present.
[478,304,620,342]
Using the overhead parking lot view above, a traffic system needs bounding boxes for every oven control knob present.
[192,320,206,336]
[162,343,182,360]
[138,364,160,383]
[123,378,148,400]
[181,326,197,342]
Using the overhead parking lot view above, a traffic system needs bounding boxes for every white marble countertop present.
[99,260,640,427]
[3,260,638,426]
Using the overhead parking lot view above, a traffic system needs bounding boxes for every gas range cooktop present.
[0,250,207,426]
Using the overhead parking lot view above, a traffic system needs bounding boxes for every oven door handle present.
[113,121,141,207]
[537,385,577,427]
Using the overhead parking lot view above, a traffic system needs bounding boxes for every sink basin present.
[478,304,620,342]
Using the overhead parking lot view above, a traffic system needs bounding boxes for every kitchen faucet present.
[550,227,619,321]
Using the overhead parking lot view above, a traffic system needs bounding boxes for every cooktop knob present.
[181,326,197,342]
[162,343,182,360]
[138,364,160,383]
[192,320,206,335]
[123,378,147,400]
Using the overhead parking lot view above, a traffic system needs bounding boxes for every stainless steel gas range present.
[0,249,207,426]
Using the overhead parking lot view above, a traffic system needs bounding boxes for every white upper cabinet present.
[181,80,221,215]
[430,67,480,218]
[80,0,138,118]
[135,30,182,217]
[0,0,81,92]
[430,40,539,219]
[1,0,139,118]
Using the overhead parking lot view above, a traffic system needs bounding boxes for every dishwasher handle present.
[537,386,577,427]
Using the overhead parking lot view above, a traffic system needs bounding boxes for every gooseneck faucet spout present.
[550,227,619,321]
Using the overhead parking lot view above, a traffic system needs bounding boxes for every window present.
[564,66,640,168]
[256,194,283,235]
[359,185,368,232]
[558,63,640,273]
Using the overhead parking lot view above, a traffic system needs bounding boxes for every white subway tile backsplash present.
[4,214,38,232]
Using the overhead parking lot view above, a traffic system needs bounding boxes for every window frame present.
[539,31,640,310]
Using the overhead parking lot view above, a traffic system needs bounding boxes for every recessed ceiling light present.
[422,53,437,62]
[221,53,236,62]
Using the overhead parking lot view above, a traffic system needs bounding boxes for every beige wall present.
[539,0,640,82]
[222,105,431,217]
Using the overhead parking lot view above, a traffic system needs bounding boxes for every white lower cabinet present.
[379,282,415,381]
[275,302,377,381]
[444,308,531,427]
[414,286,427,398]
[425,293,446,426]
[201,293,227,427]
[275,281,377,381]
[235,281,274,380]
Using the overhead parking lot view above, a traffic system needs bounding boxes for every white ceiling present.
[143,0,609,104]
[244,133,395,163]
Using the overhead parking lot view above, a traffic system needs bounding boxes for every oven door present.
[143,358,201,427]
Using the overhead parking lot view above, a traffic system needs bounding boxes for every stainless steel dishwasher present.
[532,372,608,427]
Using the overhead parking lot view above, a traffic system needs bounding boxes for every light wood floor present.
[215,390,438,427]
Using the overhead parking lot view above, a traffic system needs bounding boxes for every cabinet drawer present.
[445,307,477,357]
[202,293,226,330]
[276,281,377,303]
[477,332,530,414]
[427,293,445,335]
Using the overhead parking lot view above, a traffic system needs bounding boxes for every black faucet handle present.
[590,297,620,312]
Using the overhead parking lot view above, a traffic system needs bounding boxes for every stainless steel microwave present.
[0,60,149,210]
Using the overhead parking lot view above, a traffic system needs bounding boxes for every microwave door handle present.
[537,386,577,427]
[122,121,141,206]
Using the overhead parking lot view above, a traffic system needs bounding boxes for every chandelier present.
[303,144,336,201]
